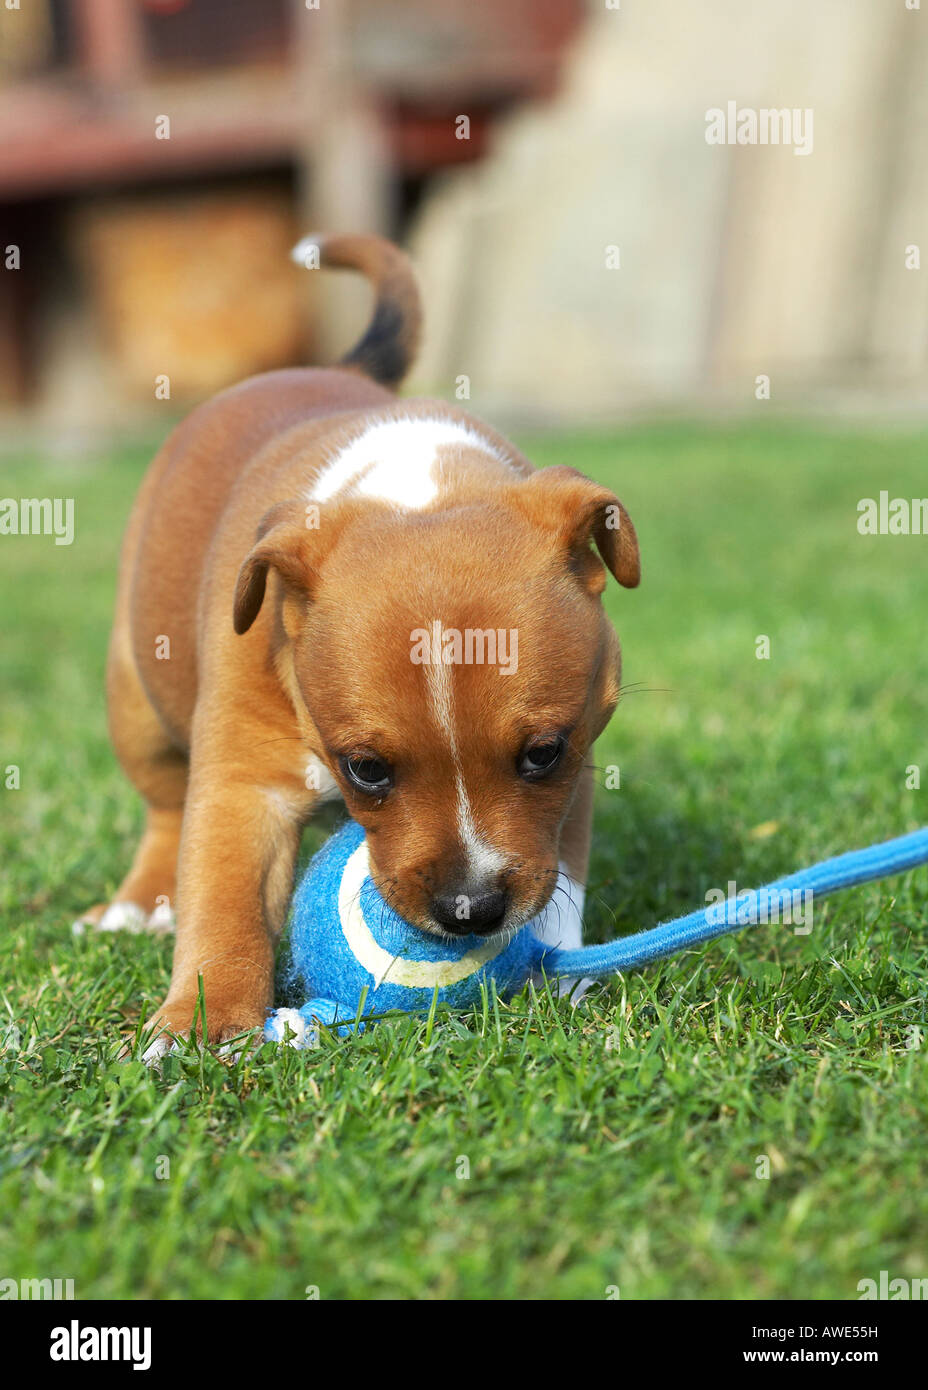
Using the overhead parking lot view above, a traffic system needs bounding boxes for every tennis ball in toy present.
[265,819,550,1042]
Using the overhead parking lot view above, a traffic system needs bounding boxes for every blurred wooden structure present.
[0,0,585,409]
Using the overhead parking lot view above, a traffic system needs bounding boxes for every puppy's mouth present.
[424,916,511,942]
[424,890,554,942]
[371,871,559,941]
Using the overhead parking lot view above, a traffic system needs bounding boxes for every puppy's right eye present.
[341,754,393,795]
[517,734,566,781]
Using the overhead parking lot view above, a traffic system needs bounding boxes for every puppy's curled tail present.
[291,233,422,389]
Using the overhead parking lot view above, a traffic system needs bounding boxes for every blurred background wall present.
[0,0,925,438]
[408,0,928,421]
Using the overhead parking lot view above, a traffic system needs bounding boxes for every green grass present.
[1,421,927,1300]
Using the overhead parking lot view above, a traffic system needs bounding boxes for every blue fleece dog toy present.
[265,819,928,1045]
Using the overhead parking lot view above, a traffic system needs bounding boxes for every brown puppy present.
[80,234,640,1053]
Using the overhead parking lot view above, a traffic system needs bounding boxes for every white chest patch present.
[308,416,506,509]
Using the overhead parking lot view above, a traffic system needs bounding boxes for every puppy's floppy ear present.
[234,495,369,633]
[233,494,350,636]
[514,465,640,593]
[233,501,311,634]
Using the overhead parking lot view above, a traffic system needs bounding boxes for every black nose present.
[430,888,508,935]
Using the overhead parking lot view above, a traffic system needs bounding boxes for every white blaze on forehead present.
[307,415,507,509]
[423,638,508,880]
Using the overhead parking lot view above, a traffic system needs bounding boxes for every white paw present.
[99,901,149,933]
[146,902,176,933]
[72,900,176,937]
[560,975,597,1005]
[531,970,596,1002]
[141,1033,179,1066]
[138,1030,257,1067]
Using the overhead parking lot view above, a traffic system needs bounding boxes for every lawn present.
[1,420,926,1300]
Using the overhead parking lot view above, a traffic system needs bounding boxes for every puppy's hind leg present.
[74,629,187,935]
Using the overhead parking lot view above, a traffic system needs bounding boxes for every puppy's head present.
[234,465,639,936]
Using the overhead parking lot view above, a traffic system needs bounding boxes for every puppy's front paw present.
[140,1031,178,1066]
[73,900,175,936]
[135,994,265,1064]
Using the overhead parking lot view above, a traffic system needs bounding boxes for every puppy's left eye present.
[341,754,393,794]
[518,735,566,781]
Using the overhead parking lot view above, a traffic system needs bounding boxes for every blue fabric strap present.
[547,826,928,978]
